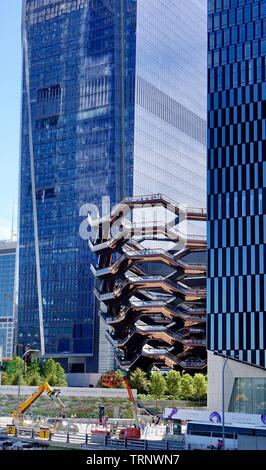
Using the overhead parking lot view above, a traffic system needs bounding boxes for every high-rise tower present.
[19,0,207,384]
[208,0,266,413]
[0,241,16,359]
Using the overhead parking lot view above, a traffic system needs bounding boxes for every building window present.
[37,85,62,103]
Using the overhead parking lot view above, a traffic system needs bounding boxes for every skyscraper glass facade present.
[19,0,206,370]
[208,0,266,368]
[0,242,16,358]
[134,0,207,208]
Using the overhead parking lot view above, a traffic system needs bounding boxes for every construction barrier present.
[39,428,50,440]
[0,424,186,450]
[6,425,16,436]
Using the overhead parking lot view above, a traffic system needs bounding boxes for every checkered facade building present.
[208,0,266,368]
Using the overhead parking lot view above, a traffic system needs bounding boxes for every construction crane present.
[101,372,140,439]
[13,382,64,420]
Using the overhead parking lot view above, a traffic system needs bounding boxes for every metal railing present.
[0,425,185,451]
[186,430,238,450]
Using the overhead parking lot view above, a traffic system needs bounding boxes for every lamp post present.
[221,356,229,450]
[17,349,40,417]
[213,352,239,450]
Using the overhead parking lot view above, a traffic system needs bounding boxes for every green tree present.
[42,358,67,386]
[149,372,166,399]
[1,357,67,387]
[14,356,26,376]
[114,369,126,388]
[0,373,10,385]
[27,359,40,375]
[129,368,149,394]
[25,359,42,386]
[54,362,68,387]
[193,373,207,401]
[10,372,27,386]
[1,357,27,385]
[166,370,181,398]
[180,373,194,400]
[42,358,58,385]
[26,372,42,386]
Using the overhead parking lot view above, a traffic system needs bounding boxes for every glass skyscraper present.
[208,0,266,367]
[0,242,16,359]
[207,0,266,411]
[133,0,207,207]
[19,0,206,380]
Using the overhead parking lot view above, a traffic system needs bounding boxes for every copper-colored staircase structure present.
[89,194,207,372]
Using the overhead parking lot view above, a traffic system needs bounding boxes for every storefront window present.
[229,378,266,414]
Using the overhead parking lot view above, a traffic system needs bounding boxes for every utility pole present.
[17,349,40,417]
[221,357,229,450]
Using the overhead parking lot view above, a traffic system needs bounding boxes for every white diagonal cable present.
[21,1,45,356]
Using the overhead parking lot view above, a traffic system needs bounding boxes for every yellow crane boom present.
[13,382,64,418]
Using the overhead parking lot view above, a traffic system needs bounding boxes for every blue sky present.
[0,1,22,239]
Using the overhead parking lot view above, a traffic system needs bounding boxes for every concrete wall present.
[238,435,266,450]
[98,318,115,374]
[66,373,99,388]
[208,352,266,411]
[0,385,137,399]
